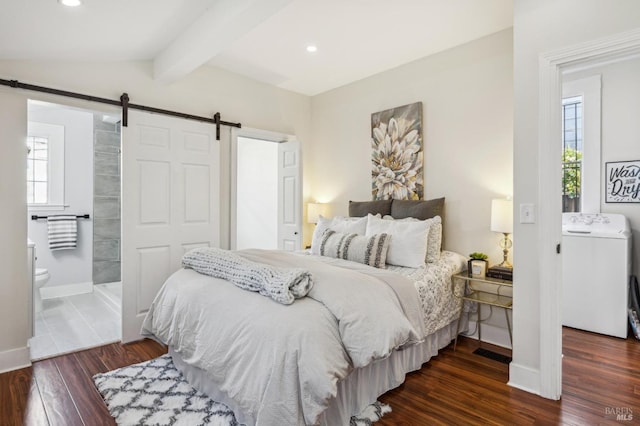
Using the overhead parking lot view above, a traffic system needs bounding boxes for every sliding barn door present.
[121,111,220,343]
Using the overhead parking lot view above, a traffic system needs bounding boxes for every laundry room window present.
[561,75,601,214]
[562,96,583,213]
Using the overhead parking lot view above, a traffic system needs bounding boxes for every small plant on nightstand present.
[468,252,489,277]
[469,252,488,261]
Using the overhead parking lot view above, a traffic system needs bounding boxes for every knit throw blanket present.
[182,248,313,305]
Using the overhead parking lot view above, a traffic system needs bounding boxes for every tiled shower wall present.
[93,115,121,284]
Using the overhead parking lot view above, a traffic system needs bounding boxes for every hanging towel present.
[48,215,78,250]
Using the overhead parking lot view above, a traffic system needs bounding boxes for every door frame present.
[538,28,640,399]
[229,127,296,250]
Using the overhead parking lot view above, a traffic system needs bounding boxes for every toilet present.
[34,268,49,313]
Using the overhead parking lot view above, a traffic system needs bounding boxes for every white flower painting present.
[371,102,423,200]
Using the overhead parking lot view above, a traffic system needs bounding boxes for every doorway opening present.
[231,129,302,252]
[537,28,640,400]
[27,99,122,360]
[236,136,279,250]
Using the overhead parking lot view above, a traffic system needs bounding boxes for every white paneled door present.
[122,111,220,343]
[278,140,301,251]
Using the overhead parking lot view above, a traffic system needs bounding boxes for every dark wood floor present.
[379,328,640,425]
[1,328,638,425]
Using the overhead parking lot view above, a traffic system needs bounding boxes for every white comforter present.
[141,249,425,426]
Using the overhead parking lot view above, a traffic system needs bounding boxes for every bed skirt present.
[170,314,467,426]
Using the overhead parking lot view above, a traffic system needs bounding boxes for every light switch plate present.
[520,203,535,224]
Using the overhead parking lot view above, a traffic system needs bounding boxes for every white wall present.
[307,29,514,348]
[236,137,279,250]
[0,61,311,371]
[309,29,513,263]
[27,106,94,288]
[0,90,30,372]
[512,0,640,395]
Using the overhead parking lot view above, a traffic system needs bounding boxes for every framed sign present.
[605,160,640,203]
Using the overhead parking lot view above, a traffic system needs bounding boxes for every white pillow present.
[366,214,431,268]
[382,215,442,263]
[311,215,333,255]
[319,230,390,268]
[330,215,368,234]
[310,215,368,255]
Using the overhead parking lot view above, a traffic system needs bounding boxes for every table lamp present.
[307,203,328,224]
[491,198,513,268]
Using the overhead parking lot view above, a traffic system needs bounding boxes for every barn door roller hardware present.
[1,78,241,140]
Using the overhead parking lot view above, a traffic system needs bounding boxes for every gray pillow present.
[391,197,445,224]
[319,230,390,268]
[348,199,392,217]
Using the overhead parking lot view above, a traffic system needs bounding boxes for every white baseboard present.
[465,320,512,349]
[508,362,541,395]
[0,346,31,374]
[40,281,93,300]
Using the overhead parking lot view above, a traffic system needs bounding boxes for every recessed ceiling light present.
[59,0,82,7]
[306,45,318,53]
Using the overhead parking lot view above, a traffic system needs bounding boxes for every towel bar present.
[31,214,91,220]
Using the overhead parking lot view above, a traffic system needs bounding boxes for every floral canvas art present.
[371,102,423,200]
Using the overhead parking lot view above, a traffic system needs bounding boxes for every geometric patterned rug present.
[93,354,391,426]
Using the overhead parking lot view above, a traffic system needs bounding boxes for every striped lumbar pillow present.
[319,230,390,268]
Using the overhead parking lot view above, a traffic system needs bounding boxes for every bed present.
[141,198,467,426]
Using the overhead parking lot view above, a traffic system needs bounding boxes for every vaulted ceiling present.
[0,0,513,95]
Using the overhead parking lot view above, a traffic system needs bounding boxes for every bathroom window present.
[26,136,49,204]
[27,121,65,209]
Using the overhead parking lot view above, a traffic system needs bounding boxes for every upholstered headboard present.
[348,197,445,223]
[347,199,392,217]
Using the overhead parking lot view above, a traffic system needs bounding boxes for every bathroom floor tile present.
[41,303,85,329]
[29,333,60,360]
[92,319,121,343]
[100,282,122,299]
[32,283,123,360]
[34,313,49,335]
[94,282,122,312]
[67,292,119,319]
[47,318,102,353]
[40,298,75,322]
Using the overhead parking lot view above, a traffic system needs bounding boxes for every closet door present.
[121,111,220,343]
[277,140,302,251]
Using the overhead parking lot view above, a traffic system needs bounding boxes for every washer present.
[562,213,632,338]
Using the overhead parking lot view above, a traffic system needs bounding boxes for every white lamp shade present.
[307,203,328,224]
[491,199,513,233]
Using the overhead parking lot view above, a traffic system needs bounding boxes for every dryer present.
[562,213,632,338]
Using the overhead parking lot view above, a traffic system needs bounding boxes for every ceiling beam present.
[153,0,294,84]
